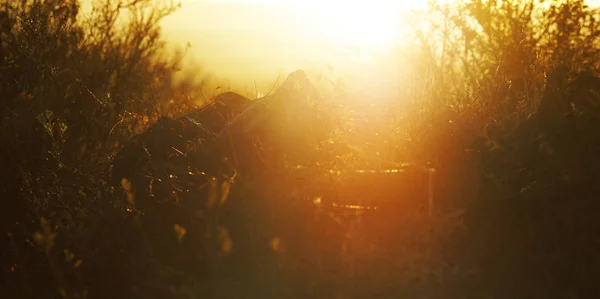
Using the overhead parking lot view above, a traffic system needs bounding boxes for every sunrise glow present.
[184,0,413,53]
[171,0,432,57]
[160,0,443,91]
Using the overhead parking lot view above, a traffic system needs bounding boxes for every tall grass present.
[2,0,600,298]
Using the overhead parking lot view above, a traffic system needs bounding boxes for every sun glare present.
[165,0,456,91]
[183,0,427,56]
[309,1,401,52]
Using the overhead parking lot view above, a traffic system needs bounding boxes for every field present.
[2,1,600,298]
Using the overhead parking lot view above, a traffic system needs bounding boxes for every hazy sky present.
[151,0,600,94]
[159,0,419,90]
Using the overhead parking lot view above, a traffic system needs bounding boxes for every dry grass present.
[2,0,600,298]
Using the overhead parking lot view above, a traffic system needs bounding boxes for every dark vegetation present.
[2,0,600,298]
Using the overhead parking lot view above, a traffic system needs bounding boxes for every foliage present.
[395,0,600,297]
[1,0,600,298]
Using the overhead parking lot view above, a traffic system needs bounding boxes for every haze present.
[158,0,600,96]
[159,0,424,94]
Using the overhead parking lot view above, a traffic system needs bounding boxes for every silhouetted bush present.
[394,1,600,297]
[0,0,201,298]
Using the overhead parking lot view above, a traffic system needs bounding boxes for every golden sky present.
[89,0,597,95]
[160,0,425,91]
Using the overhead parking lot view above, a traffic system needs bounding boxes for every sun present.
[311,1,402,52]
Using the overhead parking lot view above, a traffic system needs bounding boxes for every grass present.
[2,0,600,298]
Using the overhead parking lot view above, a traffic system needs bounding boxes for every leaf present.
[33,232,44,247]
[219,180,231,205]
[218,227,232,255]
[174,224,187,242]
[270,237,283,253]
[205,178,218,208]
[120,178,133,192]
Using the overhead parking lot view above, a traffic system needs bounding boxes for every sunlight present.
[163,0,459,93]
[309,1,402,53]
[181,0,429,57]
